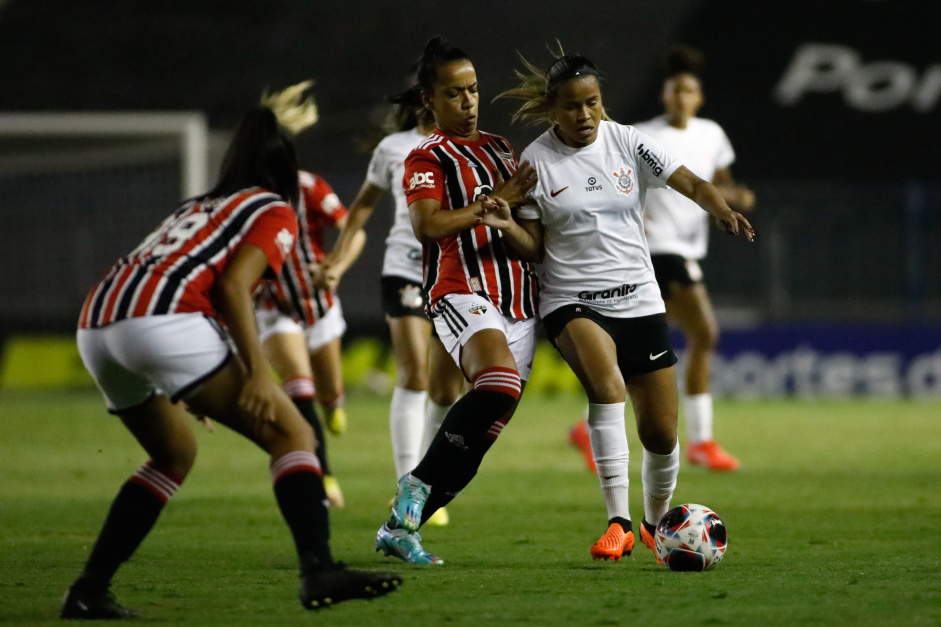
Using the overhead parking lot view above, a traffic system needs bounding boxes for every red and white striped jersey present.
[261,171,348,326]
[79,188,297,329]
[403,130,537,320]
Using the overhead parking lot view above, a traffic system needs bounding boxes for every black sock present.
[412,389,515,500]
[610,517,632,534]
[292,397,330,475]
[80,480,170,591]
[273,470,333,574]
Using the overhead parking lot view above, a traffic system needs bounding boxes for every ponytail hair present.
[260,80,319,136]
[207,106,300,207]
[663,45,705,80]
[415,36,471,92]
[497,42,612,126]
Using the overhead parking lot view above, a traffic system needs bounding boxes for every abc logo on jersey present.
[408,171,435,190]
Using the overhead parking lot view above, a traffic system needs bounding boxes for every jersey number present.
[133,210,211,259]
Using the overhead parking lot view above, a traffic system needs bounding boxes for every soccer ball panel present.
[654,504,727,571]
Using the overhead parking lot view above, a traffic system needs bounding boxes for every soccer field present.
[1,389,939,625]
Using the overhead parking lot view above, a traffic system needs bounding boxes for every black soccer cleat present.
[60,581,137,620]
[299,563,402,610]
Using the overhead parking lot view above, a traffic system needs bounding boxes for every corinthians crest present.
[612,167,634,196]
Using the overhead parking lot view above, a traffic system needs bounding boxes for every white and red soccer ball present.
[654,504,728,571]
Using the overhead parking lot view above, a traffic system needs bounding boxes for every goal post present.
[0,111,211,332]
[0,111,209,198]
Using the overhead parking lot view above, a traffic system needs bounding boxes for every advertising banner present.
[673,324,941,398]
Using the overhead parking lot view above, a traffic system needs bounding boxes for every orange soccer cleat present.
[590,523,635,561]
[567,420,597,474]
[686,440,740,471]
[639,519,662,564]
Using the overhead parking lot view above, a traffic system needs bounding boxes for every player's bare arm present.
[313,213,366,290]
[667,166,755,242]
[212,243,282,425]
[477,196,544,262]
[712,167,756,212]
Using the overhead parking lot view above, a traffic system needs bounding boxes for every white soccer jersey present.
[633,116,735,260]
[365,128,426,283]
[518,120,681,319]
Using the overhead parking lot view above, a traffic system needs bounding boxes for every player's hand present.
[309,262,340,291]
[734,187,756,212]
[714,208,755,242]
[492,161,537,207]
[475,195,513,230]
[238,371,279,427]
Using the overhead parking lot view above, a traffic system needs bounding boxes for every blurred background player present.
[567,46,755,472]
[373,36,538,565]
[254,81,360,507]
[316,75,464,526]
[63,103,399,618]
[500,49,753,562]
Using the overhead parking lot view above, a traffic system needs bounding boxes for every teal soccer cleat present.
[375,523,444,565]
[391,473,431,532]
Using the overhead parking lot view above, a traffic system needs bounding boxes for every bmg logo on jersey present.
[585,176,603,192]
[636,143,664,176]
[612,167,634,196]
[408,171,435,191]
[578,282,638,302]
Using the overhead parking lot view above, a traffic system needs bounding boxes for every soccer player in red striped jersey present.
[316,81,465,527]
[374,36,540,565]
[63,105,399,619]
[252,83,366,510]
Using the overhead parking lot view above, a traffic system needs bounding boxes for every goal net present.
[0,112,209,332]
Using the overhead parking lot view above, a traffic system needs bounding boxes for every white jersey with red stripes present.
[262,171,348,327]
[79,188,297,329]
[403,129,537,320]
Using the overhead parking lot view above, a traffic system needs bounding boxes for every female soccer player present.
[372,36,538,565]
[497,51,753,562]
[316,82,463,525]
[63,105,399,619]
[253,81,359,509]
[635,46,755,470]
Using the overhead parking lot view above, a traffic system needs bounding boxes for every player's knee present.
[397,367,429,391]
[585,373,626,404]
[152,442,196,479]
[637,422,677,455]
[689,323,719,352]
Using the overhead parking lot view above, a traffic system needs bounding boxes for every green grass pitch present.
[1,389,939,625]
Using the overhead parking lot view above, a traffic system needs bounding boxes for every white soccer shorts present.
[431,293,536,381]
[256,301,347,353]
[76,313,231,413]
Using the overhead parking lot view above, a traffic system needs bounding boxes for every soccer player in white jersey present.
[63,104,400,618]
[495,51,753,563]
[318,82,464,527]
[635,46,755,470]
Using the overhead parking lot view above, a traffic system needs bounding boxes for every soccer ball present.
[654,503,727,571]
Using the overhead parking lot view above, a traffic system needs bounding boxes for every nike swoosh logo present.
[649,350,668,360]
[550,186,569,197]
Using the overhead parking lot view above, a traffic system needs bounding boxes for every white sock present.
[642,441,680,526]
[587,402,630,523]
[683,393,713,444]
[389,387,427,478]
[421,399,453,455]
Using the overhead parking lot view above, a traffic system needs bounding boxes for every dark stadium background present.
[1,0,938,396]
